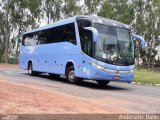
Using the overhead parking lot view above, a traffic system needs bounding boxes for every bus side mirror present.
[84,27,99,42]
[132,34,146,49]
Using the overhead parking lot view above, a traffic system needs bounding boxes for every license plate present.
[113,76,120,80]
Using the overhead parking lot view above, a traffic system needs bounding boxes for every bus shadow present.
[77,81,129,91]
[23,73,130,91]
[46,75,129,91]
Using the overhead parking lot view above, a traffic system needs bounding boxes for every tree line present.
[0,0,160,70]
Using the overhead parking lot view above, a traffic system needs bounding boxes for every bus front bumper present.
[90,66,134,83]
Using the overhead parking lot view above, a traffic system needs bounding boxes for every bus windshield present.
[94,23,134,66]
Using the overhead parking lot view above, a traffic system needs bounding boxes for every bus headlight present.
[89,61,106,71]
[90,61,134,75]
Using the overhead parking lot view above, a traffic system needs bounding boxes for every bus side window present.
[32,33,38,45]
[22,35,27,46]
[77,19,92,56]
[38,31,47,44]
[44,23,76,45]
[22,33,38,46]
[23,34,33,46]
[24,36,31,46]
[82,30,93,56]
[64,23,77,45]
[44,27,60,43]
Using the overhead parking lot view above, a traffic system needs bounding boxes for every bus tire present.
[28,62,38,76]
[96,80,110,87]
[66,66,80,84]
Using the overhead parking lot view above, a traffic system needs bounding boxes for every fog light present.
[130,69,134,73]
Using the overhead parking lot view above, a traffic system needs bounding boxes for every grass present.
[134,70,160,85]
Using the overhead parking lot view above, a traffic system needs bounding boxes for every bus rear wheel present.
[96,80,110,87]
[28,63,38,76]
[66,66,80,84]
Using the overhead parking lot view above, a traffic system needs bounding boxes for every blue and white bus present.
[19,15,145,86]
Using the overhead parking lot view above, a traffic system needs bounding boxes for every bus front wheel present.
[96,80,110,87]
[28,63,38,76]
[66,66,80,84]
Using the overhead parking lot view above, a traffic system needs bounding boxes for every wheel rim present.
[28,65,32,74]
[68,70,75,81]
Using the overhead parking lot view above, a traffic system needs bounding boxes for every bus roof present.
[23,15,130,35]
[77,15,130,29]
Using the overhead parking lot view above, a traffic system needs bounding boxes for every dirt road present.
[0,64,160,114]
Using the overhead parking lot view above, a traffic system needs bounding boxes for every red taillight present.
[113,76,120,80]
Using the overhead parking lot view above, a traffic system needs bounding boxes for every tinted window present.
[46,23,76,44]
[22,23,76,46]
[22,33,38,46]
[77,19,92,56]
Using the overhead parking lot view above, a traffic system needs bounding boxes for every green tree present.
[0,0,42,63]
[98,0,134,24]
[84,0,101,15]
[145,0,160,69]
[11,0,42,62]
[44,0,62,24]
[0,10,5,63]
[62,0,81,18]
[0,0,13,63]
[131,0,146,67]
[132,0,160,70]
